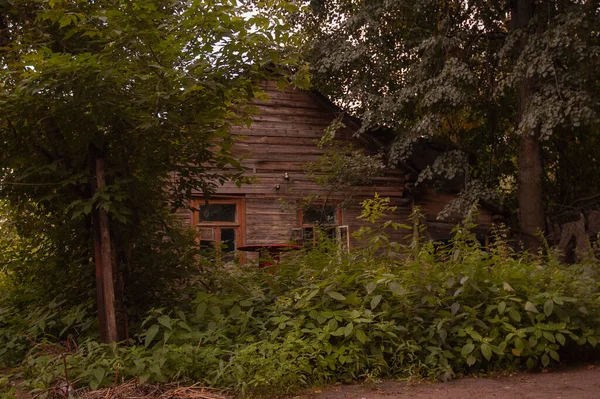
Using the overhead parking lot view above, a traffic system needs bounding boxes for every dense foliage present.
[0,0,306,339]
[2,205,599,397]
[2,1,600,397]
[299,0,600,247]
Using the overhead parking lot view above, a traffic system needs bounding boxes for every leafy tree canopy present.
[300,0,600,244]
[1,0,302,214]
[0,0,305,334]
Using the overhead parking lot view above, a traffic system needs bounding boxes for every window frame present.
[192,197,245,254]
[296,203,344,248]
[297,204,342,229]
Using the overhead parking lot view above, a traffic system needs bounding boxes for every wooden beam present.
[92,152,118,343]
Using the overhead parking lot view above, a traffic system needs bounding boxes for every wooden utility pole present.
[91,150,118,343]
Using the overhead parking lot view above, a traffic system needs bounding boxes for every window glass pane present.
[303,227,314,242]
[302,205,337,225]
[220,228,236,252]
[324,227,336,240]
[199,204,236,222]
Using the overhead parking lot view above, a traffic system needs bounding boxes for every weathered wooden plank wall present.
[181,81,410,247]
[413,187,494,240]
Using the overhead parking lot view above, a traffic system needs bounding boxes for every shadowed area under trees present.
[297,0,600,251]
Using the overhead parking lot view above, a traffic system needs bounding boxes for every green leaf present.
[331,327,345,336]
[524,301,539,313]
[344,322,354,337]
[508,308,521,322]
[529,335,538,347]
[556,332,566,346]
[328,318,338,330]
[466,355,476,366]
[149,363,162,377]
[163,329,173,344]
[543,331,556,343]
[388,281,404,295]
[515,337,524,352]
[177,311,186,322]
[366,281,376,294]
[498,301,506,314]
[92,368,105,384]
[179,321,192,332]
[541,354,550,367]
[229,305,241,318]
[543,300,554,316]
[553,296,564,305]
[355,329,367,344]
[526,357,535,369]
[157,315,172,330]
[480,343,492,361]
[59,14,72,28]
[439,328,447,341]
[461,343,475,357]
[327,291,346,301]
[370,295,382,310]
[450,302,460,315]
[588,336,597,347]
[467,330,483,341]
[306,289,320,301]
[196,302,207,319]
[453,248,460,261]
[144,324,159,348]
[549,350,560,362]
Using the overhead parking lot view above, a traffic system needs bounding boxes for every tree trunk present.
[513,0,545,251]
[91,150,119,343]
[111,236,129,341]
[92,213,107,343]
[518,129,544,250]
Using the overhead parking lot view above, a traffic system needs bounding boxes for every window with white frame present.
[291,204,349,251]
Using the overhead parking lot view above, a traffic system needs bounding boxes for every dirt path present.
[5,364,600,398]
[298,365,600,399]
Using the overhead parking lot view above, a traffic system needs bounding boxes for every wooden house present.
[175,81,495,259]
[399,139,499,242]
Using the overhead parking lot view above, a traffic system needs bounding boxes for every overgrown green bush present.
[0,299,94,369]
[0,201,213,371]
[6,203,600,397]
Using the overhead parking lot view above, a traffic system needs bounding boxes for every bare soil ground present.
[297,364,600,399]
[5,364,600,398]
